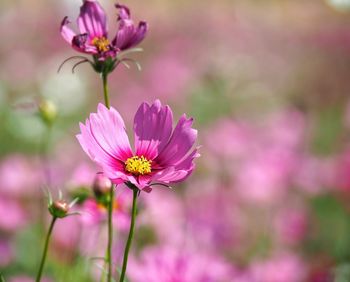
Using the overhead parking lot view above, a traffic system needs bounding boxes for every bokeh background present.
[1,0,350,281]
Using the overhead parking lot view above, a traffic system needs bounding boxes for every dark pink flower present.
[60,1,147,61]
[77,100,199,191]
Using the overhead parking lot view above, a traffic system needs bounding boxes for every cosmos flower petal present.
[112,5,148,50]
[112,21,135,50]
[134,100,173,160]
[131,21,148,48]
[152,167,188,183]
[152,149,199,184]
[137,174,153,189]
[100,163,129,184]
[116,3,131,20]
[60,17,76,44]
[71,33,98,54]
[77,0,107,40]
[77,121,118,168]
[156,115,198,167]
[89,103,133,161]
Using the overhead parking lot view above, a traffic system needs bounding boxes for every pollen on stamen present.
[92,36,110,52]
[125,156,152,175]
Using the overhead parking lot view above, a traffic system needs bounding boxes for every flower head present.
[60,1,148,72]
[77,100,199,192]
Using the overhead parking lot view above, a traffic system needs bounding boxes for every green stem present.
[36,216,57,282]
[119,187,138,282]
[106,186,114,282]
[101,72,113,282]
[102,73,110,109]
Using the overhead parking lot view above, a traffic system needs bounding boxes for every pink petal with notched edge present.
[113,22,136,49]
[113,20,148,50]
[77,0,107,40]
[131,21,148,47]
[134,100,173,160]
[116,3,130,20]
[76,104,133,178]
[60,17,76,44]
[153,148,199,184]
[156,115,197,167]
[89,104,133,161]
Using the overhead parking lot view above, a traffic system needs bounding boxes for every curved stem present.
[119,187,138,282]
[36,216,57,282]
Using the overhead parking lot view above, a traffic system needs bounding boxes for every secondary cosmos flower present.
[61,1,147,60]
[77,100,199,192]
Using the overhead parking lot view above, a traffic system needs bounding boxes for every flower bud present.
[39,100,57,125]
[49,200,69,218]
[93,173,112,198]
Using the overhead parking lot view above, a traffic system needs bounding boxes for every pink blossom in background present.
[249,253,307,282]
[235,148,297,204]
[259,110,306,150]
[273,207,308,245]
[52,214,81,252]
[294,156,335,195]
[185,180,243,252]
[204,119,254,172]
[66,163,96,189]
[79,189,130,231]
[204,109,307,205]
[0,198,27,232]
[144,51,195,101]
[139,188,185,245]
[77,100,199,191]
[127,246,233,282]
[0,239,13,267]
[0,155,41,197]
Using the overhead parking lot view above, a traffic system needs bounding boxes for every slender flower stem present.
[101,72,113,282]
[119,187,138,282]
[102,72,110,109]
[36,216,57,282]
[106,185,114,282]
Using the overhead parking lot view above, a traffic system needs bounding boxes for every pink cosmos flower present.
[77,100,199,191]
[61,1,147,61]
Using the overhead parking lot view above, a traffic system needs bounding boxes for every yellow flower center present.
[125,156,152,175]
[92,36,110,52]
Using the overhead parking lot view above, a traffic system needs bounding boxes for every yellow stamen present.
[92,36,110,52]
[125,156,152,175]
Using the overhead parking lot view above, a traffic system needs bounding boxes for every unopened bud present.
[39,100,57,125]
[49,200,69,218]
[93,173,112,198]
